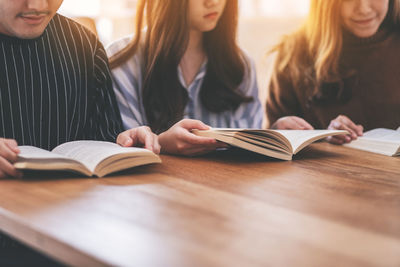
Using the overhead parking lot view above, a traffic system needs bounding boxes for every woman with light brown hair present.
[107,0,263,156]
[267,0,400,144]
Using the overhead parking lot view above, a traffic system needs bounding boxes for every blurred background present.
[59,0,309,123]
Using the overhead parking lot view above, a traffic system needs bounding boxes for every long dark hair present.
[110,0,252,133]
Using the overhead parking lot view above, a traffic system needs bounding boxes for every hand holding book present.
[0,138,22,179]
[14,141,161,177]
[3,126,161,178]
[117,126,161,154]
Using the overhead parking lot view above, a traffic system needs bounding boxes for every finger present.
[117,132,133,147]
[136,128,155,152]
[0,142,19,163]
[179,119,210,131]
[0,157,21,178]
[179,130,218,145]
[152,136,161,154]
[152,143,161,154]
[118,128,155,150]
[338,124,358,141]
[282,117,307,130]
[293,117,314,130]
[273,120,292,130]
[356,124,364,136]
[336,134,352,143]
[337,116,362,138]
[330,121,357,139]
[5,139,20,154]
[326,128,350,142]
[291,119,308,130]
[282,119,299,129]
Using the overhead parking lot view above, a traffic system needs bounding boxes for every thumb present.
[117,131,134,147]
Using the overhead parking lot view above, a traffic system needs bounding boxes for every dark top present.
[0,14,123,150]
[266,26,400,130]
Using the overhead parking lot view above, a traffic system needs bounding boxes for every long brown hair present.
[272,0,400,91]
[110,0,251,133]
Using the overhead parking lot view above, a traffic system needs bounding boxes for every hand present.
[158,119,228,156]
[326,115,364,145]
[117,126,161,154]
[0,138,22,178]
[271,116,314,130]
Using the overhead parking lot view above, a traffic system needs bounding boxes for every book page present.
[274,130,347,153]
[52,141,153,172]
[344,128,400,156]
[360,128,400,143]
[18,146,75,161]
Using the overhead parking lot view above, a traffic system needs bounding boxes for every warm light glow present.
[59,0,310,43]
[59,0,101,17]
[240,0,310,17]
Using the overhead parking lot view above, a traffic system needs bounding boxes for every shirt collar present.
[178,59,208,90]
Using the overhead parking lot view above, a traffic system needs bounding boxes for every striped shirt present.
[0,14,123,151]
[107,37,263,131]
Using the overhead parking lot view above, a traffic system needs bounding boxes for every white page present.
[52,141,152,172]
[361,128,400,143]
[18,146,74,161]
[274,130,346,152]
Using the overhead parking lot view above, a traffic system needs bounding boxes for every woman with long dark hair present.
[267,0,400,144]
[108,0,263,156]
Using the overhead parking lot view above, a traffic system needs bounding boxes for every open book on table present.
[344,127,400,157]
[14,141,161,177]
[192,128,347,160]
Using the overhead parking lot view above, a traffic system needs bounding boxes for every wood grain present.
[0,143,399,267]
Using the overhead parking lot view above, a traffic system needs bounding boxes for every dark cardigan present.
[266,26,400,130]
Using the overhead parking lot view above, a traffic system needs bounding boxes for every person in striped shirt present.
[0,0,160,179]
[0,0,160,265]
[108,0,263,156]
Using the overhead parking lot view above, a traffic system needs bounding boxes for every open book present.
[193,128,347,160]
[344,127,400,157]
[14,141,161,177]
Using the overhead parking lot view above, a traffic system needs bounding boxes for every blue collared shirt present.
[107,37,263,131]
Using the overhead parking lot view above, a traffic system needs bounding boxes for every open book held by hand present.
[344,127,400,157]
[193,128,347,160]
[14,141,161,177]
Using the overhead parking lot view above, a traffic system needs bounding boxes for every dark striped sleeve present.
[89,40,123,142]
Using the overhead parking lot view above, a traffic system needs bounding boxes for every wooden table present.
[0,143,399,267]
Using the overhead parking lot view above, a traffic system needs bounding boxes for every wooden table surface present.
[0,143,399,267]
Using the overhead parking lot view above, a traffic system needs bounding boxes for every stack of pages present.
[193,129,347,160]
